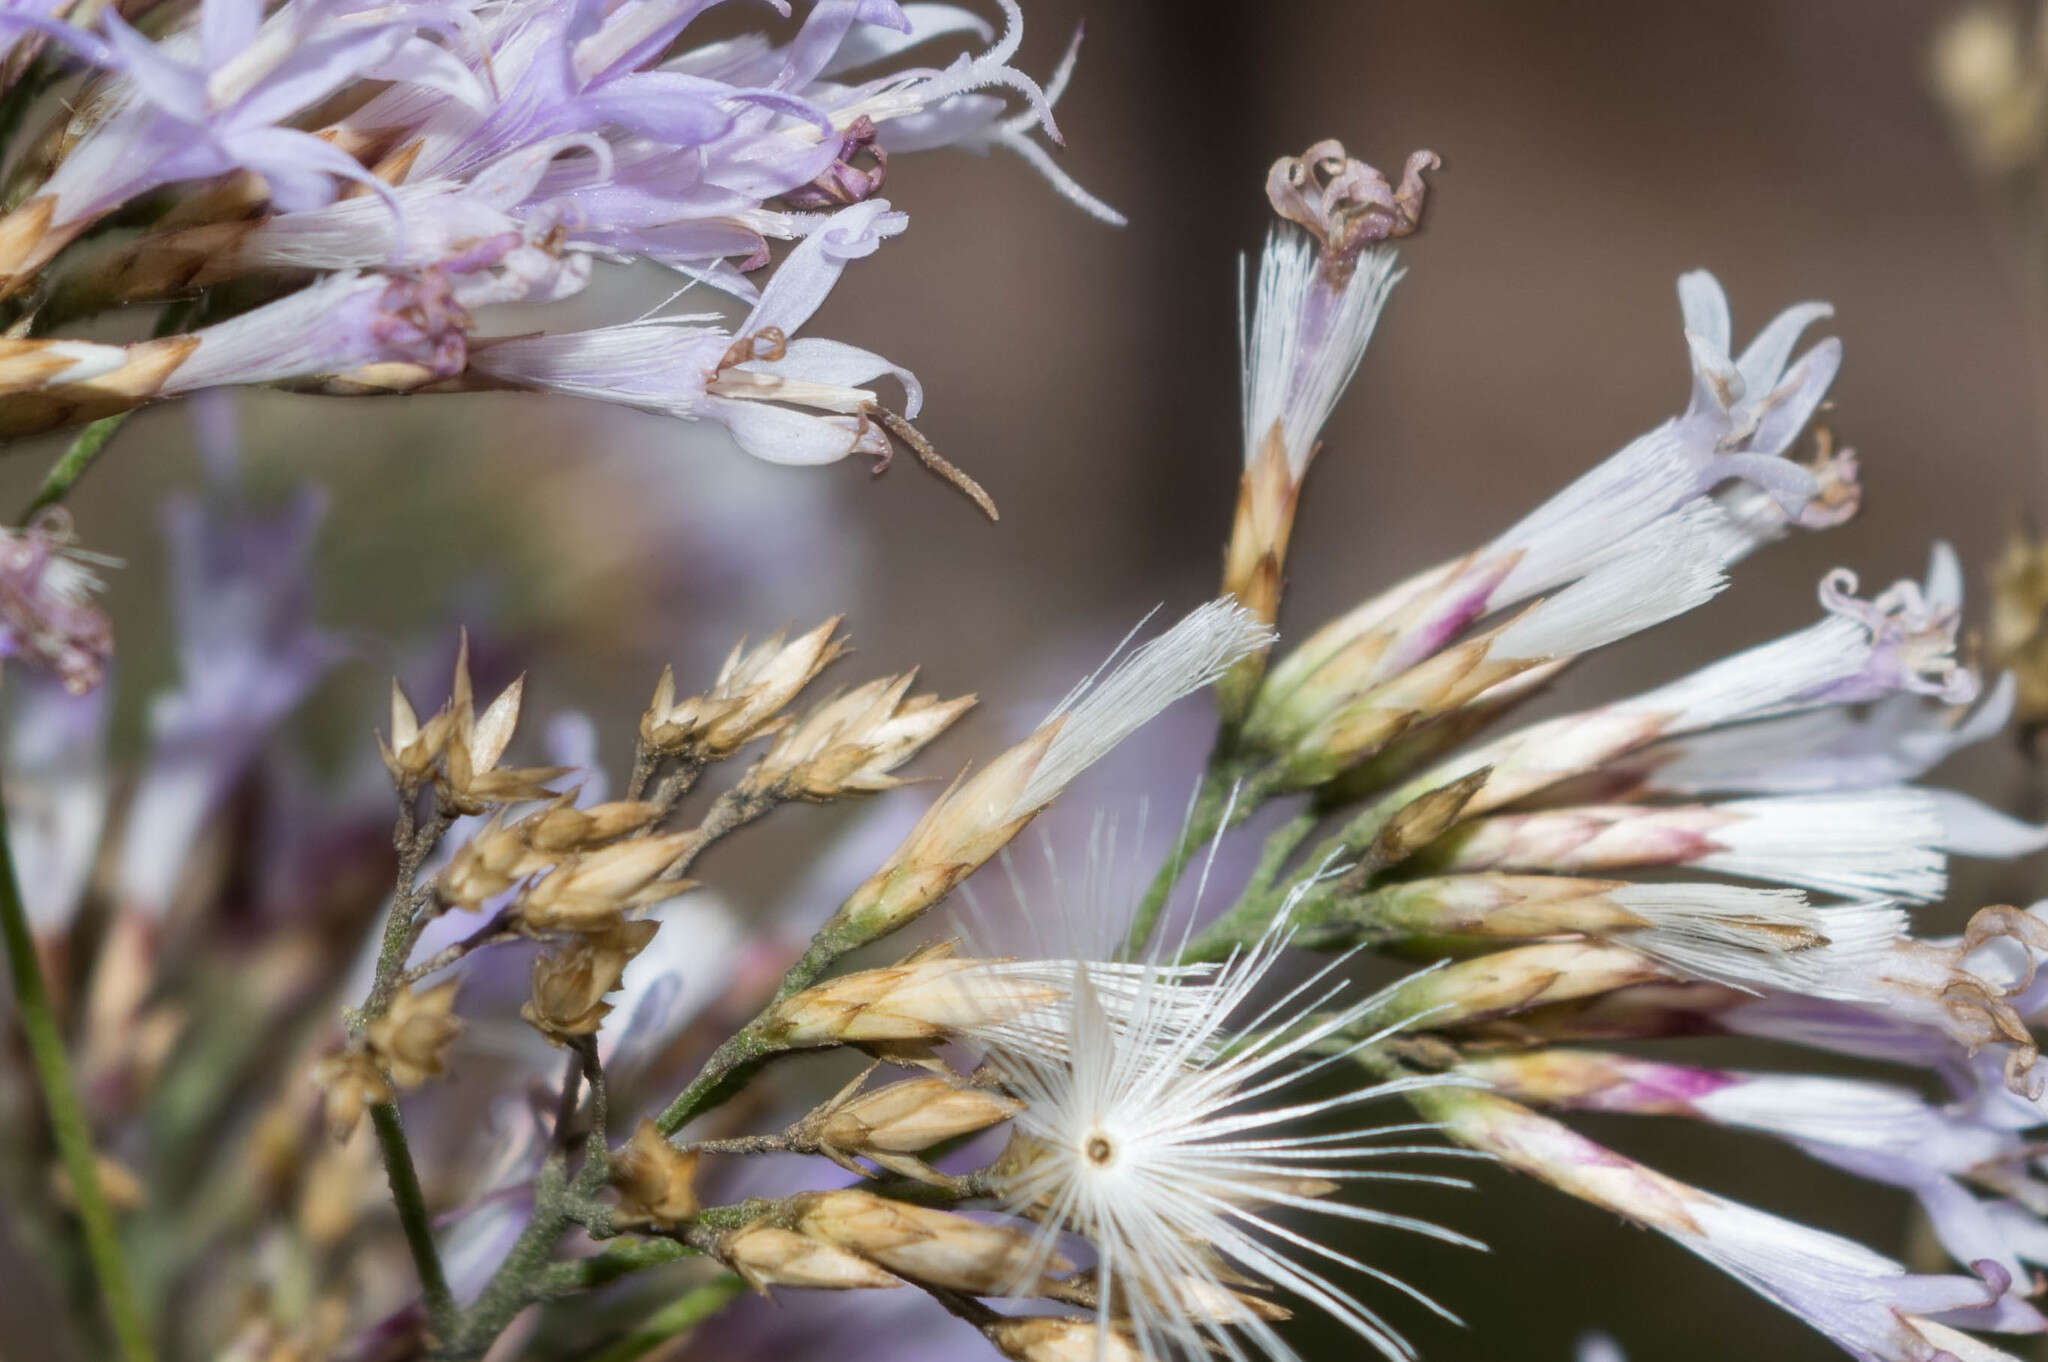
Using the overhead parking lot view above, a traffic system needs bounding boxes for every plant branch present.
[0,782,155,1362]
[370,1101,456,1338]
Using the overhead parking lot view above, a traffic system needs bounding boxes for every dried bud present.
[641,619,847,758]
[610,1118,700,1228]
[986,1319,1143,1362]
[806,1076,1021,1160]
[762,953,1060,1048]
[1266,140,1437,273]
[440,812,549,911]
[793,1189,1065,1295]
[525,799,664,853]
[521,919,659,1042]
[746,674,974,798]
[441,636,568,811]
[378,679,450,787]
[313,1049,392,1139]
[722,1224,902,1292]
[364,981,461,1089]
[518,833,692,931]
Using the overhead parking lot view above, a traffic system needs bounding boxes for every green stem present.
[1126,759,1265,955]
[653,1026,777,1137]
[577,1275,744,1362]
[532,1238,703,1298]
[369,1102,455,1338]
[20,413,128,521]
[0,783,154,1362]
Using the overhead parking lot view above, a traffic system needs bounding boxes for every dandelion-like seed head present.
[963,850,1482,1362]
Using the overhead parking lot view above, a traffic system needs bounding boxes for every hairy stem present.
[370,1102,455,1337]
[19,413,129,521]
[1126,758,1263,954]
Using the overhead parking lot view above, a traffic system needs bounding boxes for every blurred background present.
[3,2,2044,1358]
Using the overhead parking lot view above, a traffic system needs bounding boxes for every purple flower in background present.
[2,671,110,936]
[116,480,342,916]
[0,511,113,695]
[28,0,484,230]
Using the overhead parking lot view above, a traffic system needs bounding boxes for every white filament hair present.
[1491,503,1731,661]
[977,897,1483,1362]
[1612,884,1904,996]
[1013,600,1273,817]
[1702,791,1947,903]
[1240,229,1403,478]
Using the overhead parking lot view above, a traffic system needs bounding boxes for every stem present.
[653,1025,778,1137]
[577,1275,744,1362]
[0,793,154,1362]
[1126,760,1259,954]
[20,413,128,521]
[370,1102,455,1337]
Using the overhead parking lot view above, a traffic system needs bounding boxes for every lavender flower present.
[469,199,917,467]
[116,479,341,917]
[0,511,113,694]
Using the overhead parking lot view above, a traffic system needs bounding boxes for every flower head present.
[978,917,1480,1362]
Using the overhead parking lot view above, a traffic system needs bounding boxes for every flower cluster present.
[5,8,2048,1362]
[0,0,1115,511]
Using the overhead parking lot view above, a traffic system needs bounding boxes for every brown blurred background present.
[5,2,2046,1357]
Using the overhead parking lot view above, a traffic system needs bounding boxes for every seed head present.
[522,919,660,1043]
[609,1118,701,1228]
[745,673,974,799]
[363,981,461,1089]
[641,619,846,758]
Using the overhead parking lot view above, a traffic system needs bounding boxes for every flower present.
[470,198,924,467]
[2,671,110,934]
[3,0,484,283]
[115,478,342,916]
[1465,1050,2048,1291]
[1246,269,1844,754]
[978,918,1481,1362]
[0,510,113,694]
[1416,1086,2042,1362]
[826,599,1272,945]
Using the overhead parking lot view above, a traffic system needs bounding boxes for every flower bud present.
[313,1049,392,1139]
[806,1076,1021,1156]
[609,1118,701,1228]
[440,636,568,811]
[524,799,664,853]
[378,678,450,786]
[440,812,549,911]
[762,954,1060,1048]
